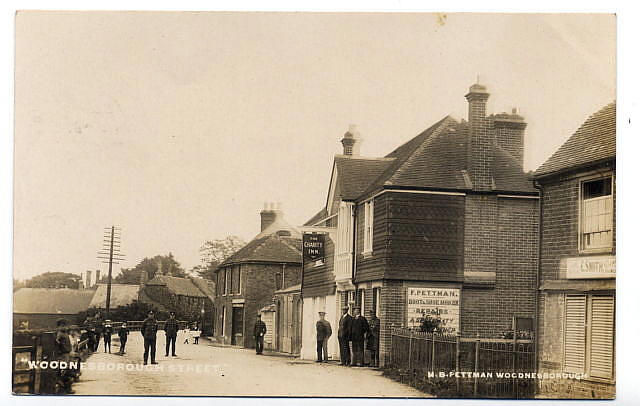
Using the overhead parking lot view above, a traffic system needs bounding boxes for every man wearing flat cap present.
[338,305,353,366]
[316,311,332,362]
[141,310,159,365]
[349,307,370,367]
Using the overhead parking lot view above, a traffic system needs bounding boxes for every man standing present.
[141,310,159,365]
[164,311,179,357]
[349,307,369,367]
[337,306,353,366]
[316,311,332,363]
[55,319,74,394]
[366,310,380,367]
[118,322,129,355]
[253,314,267,355]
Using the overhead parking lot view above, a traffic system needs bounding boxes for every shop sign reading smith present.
[303,233,325,261]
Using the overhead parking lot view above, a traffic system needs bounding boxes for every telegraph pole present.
[98,226,125,316]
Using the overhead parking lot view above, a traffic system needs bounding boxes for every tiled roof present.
[361,116,537,195]
[13,288,94,314]
[303,208,328,226]
[334,157,395,200]
[145,275,207,298]
[534,102,616,177]
[190,278,216,302]
[219,214,302,267]
[89,284,139,309]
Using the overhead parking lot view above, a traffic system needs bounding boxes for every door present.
[231,306,244,346]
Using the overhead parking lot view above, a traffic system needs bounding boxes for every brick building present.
[300,83,539,363]
[211,205,302,348]
[533,102,616,399]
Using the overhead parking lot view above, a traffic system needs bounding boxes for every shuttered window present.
[580,177,613,251]
[564,295,587,373]
[589,295,615,379]
[564,293,615,380]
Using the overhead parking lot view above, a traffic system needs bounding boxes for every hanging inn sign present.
[303,233,325,261]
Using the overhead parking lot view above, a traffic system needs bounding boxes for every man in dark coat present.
[253,314,267,355]
[349,307,369,367]
[55,318,74,394]
[366,310,380,367]
[141,310,159,365]
[316,311,332,362]
[164,311,179,357]
[118,322,129,355]
[338,305,353,366]
[93,313,104,352]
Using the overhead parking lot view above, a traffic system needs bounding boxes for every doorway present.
[231,306,244,346]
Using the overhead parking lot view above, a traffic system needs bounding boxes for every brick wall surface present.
[461,196,538,337]
[212,262,301,348]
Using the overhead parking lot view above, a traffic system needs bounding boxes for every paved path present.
[72,332,426,397]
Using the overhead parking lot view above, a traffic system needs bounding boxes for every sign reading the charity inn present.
[302,233,325,261]
[407,287,460,334]
[566,255,616,279]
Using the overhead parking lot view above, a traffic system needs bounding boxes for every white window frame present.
[578,173,614,253]
[360,289,366,314]
[563,293,615,382]
[363,200,374,254]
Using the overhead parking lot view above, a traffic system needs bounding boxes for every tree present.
[24,272,81,289]
[196,236,245,280]
[114,253,187,284]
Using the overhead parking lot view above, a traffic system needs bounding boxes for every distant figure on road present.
[94,314,104,352]
[103,321,113,353]
[253,314,267,355]
[165,312,179,356]
[316,311,332,363]
[366,310,380,367]
[191,322,201,345]
[118,322,129,355]
[141,310,159,365]
[349,307,369,367]
[338,306,353,366]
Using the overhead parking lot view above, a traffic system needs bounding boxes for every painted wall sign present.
[302,233,325,261]
[407,287,460,334]
[566,255,616,279]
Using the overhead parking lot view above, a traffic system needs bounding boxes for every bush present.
[419,314,442,333]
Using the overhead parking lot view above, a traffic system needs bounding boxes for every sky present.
[13,12,616,280]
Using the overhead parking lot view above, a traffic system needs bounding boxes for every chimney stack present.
[465,82,492,191]
[493,108,527,168]
[341,124,362,156]
[260,201,282,232]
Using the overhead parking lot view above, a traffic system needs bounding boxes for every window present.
[275,272,283,291]
[226,269,231,295]
[564,294,615,380]
[231,266,241,294]
[221,306,226,337]
[363,200,374,253]
[222,269,228,295]
[360,289,366,314]
[217,271,223,296]
[580,177,613,251]
[373,288,381,317]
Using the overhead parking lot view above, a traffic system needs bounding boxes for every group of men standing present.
[318,306,380,367]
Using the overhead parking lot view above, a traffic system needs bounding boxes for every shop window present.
[363,200,374,254]
[580,176,613,251]
[564,294,615,380]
